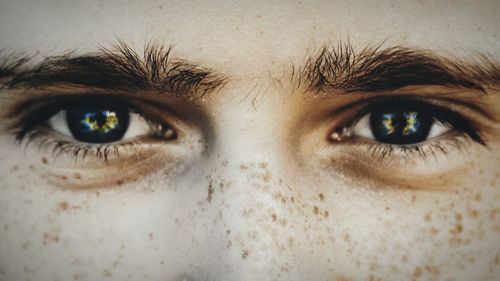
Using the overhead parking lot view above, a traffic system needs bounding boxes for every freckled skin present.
[0,1,500,281]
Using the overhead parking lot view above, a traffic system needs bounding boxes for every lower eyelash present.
[365,135,471,164]
[16,129,141,163]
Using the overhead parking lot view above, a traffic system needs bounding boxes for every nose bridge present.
[202,108,291,277]
[204,158,291,275]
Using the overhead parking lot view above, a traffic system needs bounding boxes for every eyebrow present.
[0,42,227,97]
[300,42,500,94]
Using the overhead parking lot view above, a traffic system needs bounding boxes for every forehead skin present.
[0,1,499,281]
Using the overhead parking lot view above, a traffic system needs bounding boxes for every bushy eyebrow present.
[0,42,227,97]
[300,42,500,94]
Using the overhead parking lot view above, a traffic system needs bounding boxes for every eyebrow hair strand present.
[301,42,500,94]
[0,41,227,97]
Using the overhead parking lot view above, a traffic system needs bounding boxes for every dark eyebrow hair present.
[300,42,500,94]
[0,42,227,97]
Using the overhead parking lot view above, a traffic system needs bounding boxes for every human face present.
[0,1,499,280]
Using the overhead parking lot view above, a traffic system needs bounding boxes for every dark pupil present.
[66,105,129,143]
[369,108,432,145]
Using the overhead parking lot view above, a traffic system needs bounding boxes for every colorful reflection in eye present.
[370,109,432,145]
[80,111,119,133]
[381,113,396,134]
[402,112,420,136]
[67,105,129,143]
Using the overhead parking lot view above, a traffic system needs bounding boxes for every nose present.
[185,98,321,281]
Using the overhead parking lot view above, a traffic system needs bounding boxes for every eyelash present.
[365,136,472,162]
[11,96,170,162]
[8,95,486,164]
[329,96,485,161]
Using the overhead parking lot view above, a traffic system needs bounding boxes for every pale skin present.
[0,0,499,281]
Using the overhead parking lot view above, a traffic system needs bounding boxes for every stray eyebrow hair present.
[0,42,227,97]
[301,42,500,94]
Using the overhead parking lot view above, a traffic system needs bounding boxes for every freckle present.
[430,227,439,235]
[424,212,432,222]
[494,251,500,265]
[56,201,69,211]
[474,193,482,201]
[258,162,268,168]
[149,232,154,240]
[262,172,271,183]
[424,264,440,275]
[272,213,277,222]
[73,173,81,179]
[410,194,417,204]
[43,232,60,244]
[324,211,329,218]
[103,269,112,278]
[401,255,408,262]
[452,223,463,234]
[343,233,350,241]
[489,178,496,187]
[207,182,214,203]
[318,193,324,201]
[489,209,497,221]
[95,191,100,196]
[413,267,423,278]
[455,213,463,221]
[313,206,319,215]
[467,209,479,218]
[116,180,124,185]
[10,165,18,171]
[21,242,29,250]
[290,196,295,203]
[41,157,48,164]
[241,249,249,259]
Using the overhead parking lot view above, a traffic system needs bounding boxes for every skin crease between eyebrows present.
[0,41,499,99]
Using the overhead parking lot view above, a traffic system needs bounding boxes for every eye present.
[14,95,178,155]
[329,97,484,148]
[352,104,450,145]
[48,100,166,143]
[49,102,129,143]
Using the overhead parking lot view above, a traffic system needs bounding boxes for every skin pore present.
[0,0,499,280]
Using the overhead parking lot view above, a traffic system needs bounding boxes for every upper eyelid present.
[327,94,494,122]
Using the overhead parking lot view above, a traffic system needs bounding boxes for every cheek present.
[327,185,500,280]
[1,145,499,281]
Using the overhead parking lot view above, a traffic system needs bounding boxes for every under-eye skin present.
[9,95,178,161]
[328,96,486,161]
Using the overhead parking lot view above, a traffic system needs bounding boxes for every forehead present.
[0,0,499,77]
